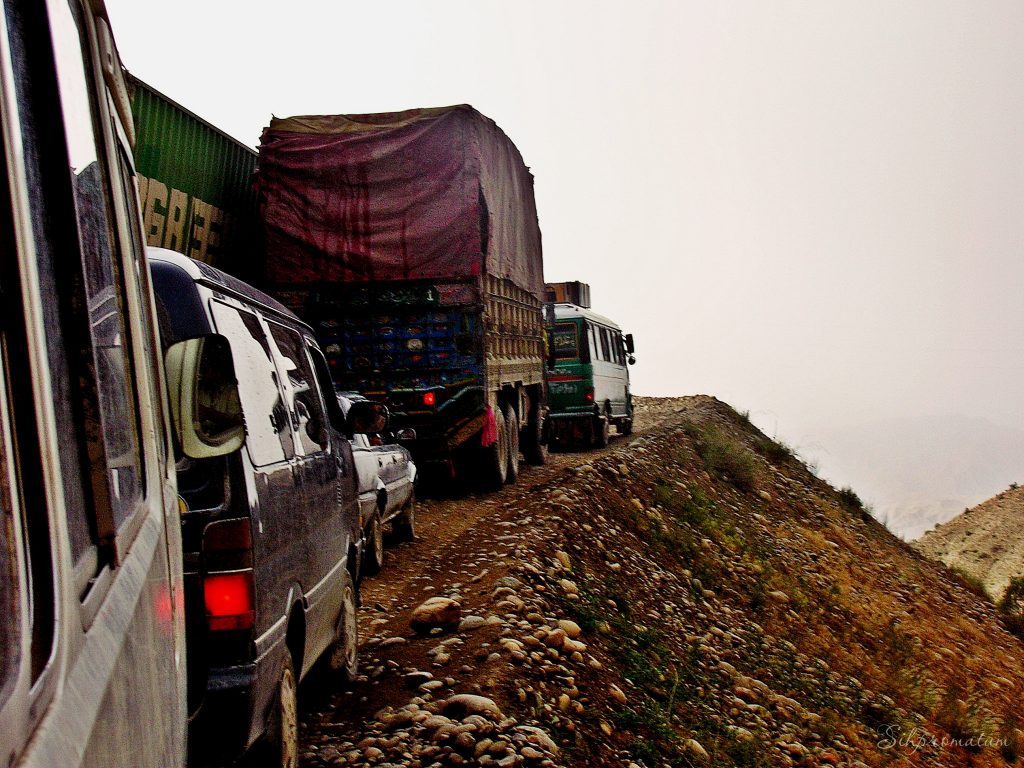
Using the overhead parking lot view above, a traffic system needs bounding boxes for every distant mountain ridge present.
[797,413,1024,539]
[914,484,1024,601]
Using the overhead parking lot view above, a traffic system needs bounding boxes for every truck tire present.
[393,493,416,542]
[521,403,547,465]
[595,414,610,448]
[481,405,508,490]
[503,403,519,484]
[329,570,359,682]
[619,417,633,436]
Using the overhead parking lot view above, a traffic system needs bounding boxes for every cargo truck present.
[255,105,548,488]
[129,76,259,281]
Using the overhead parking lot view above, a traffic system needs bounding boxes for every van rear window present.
[551,322,580,360]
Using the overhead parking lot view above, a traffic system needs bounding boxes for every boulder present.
[411,597,462,632]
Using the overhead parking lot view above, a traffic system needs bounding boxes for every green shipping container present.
[129,75,258,278]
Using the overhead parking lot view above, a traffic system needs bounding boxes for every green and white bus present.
[546,303,635,449]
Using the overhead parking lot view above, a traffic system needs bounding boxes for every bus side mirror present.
[628,355,636,366]
[165,335,246,459]
[348,400,389,437]
[624,334,635,354]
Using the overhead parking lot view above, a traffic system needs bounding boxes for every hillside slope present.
[915,485,1024,602]
[296,397,1024,768]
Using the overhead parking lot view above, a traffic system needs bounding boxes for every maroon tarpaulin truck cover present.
[255,104,544,297]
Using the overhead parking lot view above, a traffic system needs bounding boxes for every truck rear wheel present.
[503,403,519,484]
[595,414,610,448]
[521,403,547,465]
[481,406,508,490]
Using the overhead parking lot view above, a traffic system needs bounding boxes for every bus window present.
[589,324,599,362]
[551,322,580,361]
[0,146,29,704]
[51,0,146,561]
[599,327,611,361]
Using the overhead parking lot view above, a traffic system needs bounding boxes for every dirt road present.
[296,398,691,765]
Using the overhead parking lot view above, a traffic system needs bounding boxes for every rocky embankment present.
[296,397,1024,768]
[915,485,1024,602]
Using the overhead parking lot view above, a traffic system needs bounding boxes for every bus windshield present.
[551,321,582,361]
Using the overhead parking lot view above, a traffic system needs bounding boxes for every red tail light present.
[584,387,594,403]
[204,572,255,631]
[423,392,436,406]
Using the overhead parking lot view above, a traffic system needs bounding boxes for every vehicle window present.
[0,447,17,704]
[589,324,599,362]
[0,147,54,685]
[51,0,144,544]
[0,168,22,706]
[551,322,579,360]
[267,323,329,455]
[307,343,345,438]
[0,334,53,686]
[614,334,625,365]
[599,327,611,362]
[209,301,293,465]
[114,141,166,470]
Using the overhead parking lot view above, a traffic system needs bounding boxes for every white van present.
[0,2,189,766]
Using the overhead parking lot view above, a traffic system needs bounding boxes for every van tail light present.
[201,518,255,631]
[584,387,594,403]
[422,391,436,406]
[204,571,255,631]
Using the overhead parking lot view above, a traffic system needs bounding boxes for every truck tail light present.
[584,387,594,403]
[204,571,255,631]
[423,392,436,406]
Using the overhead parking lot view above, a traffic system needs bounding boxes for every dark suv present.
[149,248,374,767]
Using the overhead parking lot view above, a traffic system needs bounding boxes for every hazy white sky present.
[105,1,1024,508]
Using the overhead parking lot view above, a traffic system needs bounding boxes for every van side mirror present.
[624,333,635,354]
[165,335,246,458]
[347,400,389,437]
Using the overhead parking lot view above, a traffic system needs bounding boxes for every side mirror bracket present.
[165,335,246,459]
[346,400,389,437]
